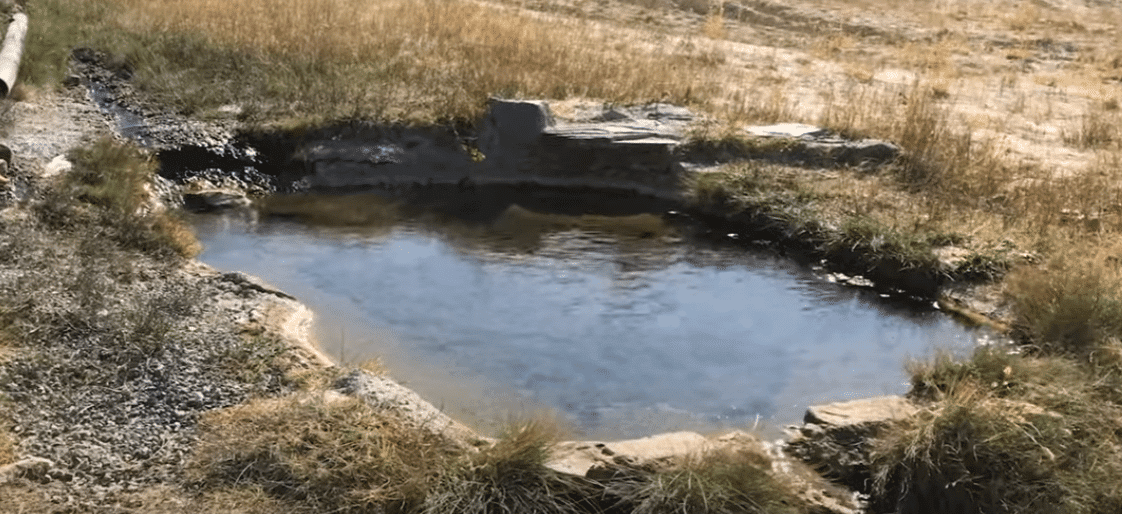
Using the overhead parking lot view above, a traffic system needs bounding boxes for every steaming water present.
[189,198,981,438]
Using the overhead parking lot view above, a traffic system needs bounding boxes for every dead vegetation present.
[26,0,723,127]
[604,445,809,514]
[870,345,1122,513]
[188,393,452,513]
[0,137,299,511]
[188,394,811,514]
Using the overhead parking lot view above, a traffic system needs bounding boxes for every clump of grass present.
[605,445,808,514]
[66,135,154,214]
[188,392,454,513]
[191,397,594,514]
[1004,241,1122,356]
[830,215,949,270]
[872,346,1122,514]
[38,137,199,259]
[421,419,597,514]
[1065,111,1120,149]
[685,163,816,214]
[0,420,14,467]
[702,2,727,40]
[821,82,987,195]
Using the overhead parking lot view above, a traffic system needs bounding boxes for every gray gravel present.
[0,70,305,509]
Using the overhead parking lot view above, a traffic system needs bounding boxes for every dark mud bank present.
[165,126,951,300]
[159,125,954,300]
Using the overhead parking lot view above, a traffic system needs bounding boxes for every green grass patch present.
[830,215,950,270]
[38,137,200,259]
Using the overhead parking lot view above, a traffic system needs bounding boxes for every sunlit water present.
[190,199,980,438]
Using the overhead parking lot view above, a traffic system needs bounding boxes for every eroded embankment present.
[163,99,984,303]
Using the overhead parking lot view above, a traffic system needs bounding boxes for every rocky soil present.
[0,82,337,509]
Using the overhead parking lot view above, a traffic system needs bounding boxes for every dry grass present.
[35,0,724,127]
[189,395,600,514]
[190,393,813,513]
[19,0,1122,511]
[0,421,14,467]
[605,444,809,514]
[188,392,452,513]
[420,418,598,514]
[873,346,1122,514]
[1004,237,1122,356]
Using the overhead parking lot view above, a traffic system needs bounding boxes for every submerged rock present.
[182,189,250,212]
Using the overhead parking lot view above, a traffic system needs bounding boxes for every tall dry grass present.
[190,393,605,514]
[1004,237,1122,355]
[873,346,1122,514]
[100,0,722,125]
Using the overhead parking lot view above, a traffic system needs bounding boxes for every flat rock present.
[805,395,918,428]
[788,396,918,491]
[547,431,710,476]
[545,121,681,145]
[747,123,830,139]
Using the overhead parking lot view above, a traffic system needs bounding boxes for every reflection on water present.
[191,194,980,438]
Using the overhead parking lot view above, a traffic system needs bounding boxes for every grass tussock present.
[42,137,199,259]
[685,162,815,214]
[0,420,14,466]
[420,419,597,514]
[188,392,451,513]
[873,346,1122,514]
[820,81,1001,198]
[190,396,595,514]
[606,445,809,514]
[1004,240,1122,356]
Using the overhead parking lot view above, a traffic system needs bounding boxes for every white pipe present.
[0,13,29,97]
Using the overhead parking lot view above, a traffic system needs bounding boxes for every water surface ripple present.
[191,204,978,438]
